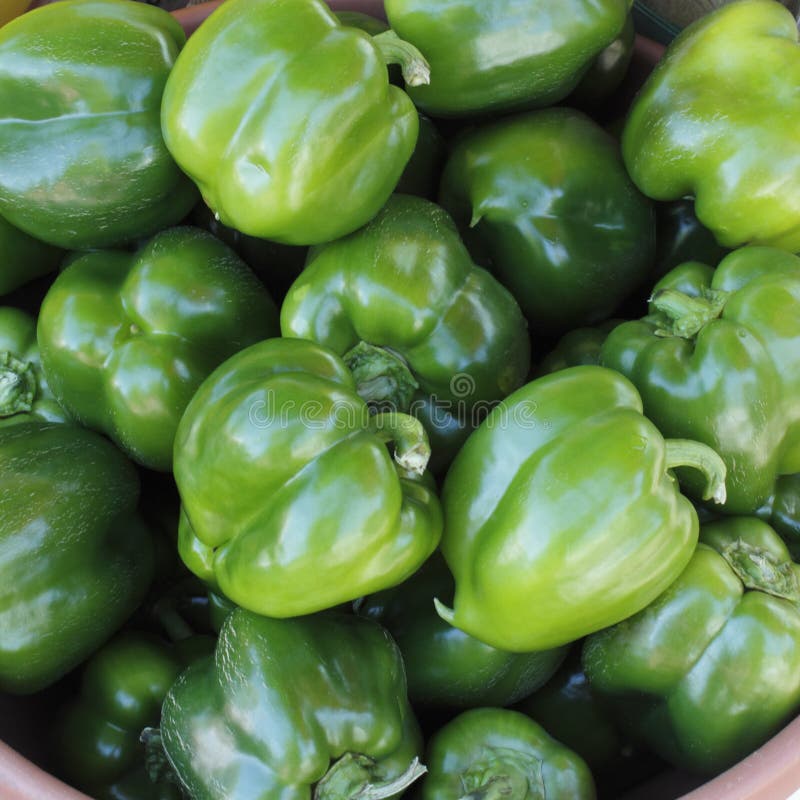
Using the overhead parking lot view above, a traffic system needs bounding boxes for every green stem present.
[665,439,727,505]
[457,749,544,800]
[152,598,194,643]
[315,754,426,800]
[372,30,431,87]
[650,288,728,339]
[721,538,800,604]
[344,342,419,415]
[368,412,430,476]
[0,352,36,417]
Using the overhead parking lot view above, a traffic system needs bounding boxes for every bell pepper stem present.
[315,754,426,800]
[152,598,194,643]
[368,411,430,476]
[721,538,800,604]
[456,750,542,800]
[344,341,419,414]
[434,597,456,626]
[650,288,728,339]
[372,30,431,87]
[665,439,727,505]
[0,352,36,417]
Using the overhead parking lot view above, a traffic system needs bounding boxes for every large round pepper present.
[438,365,727,652]
[37,227,278,471]
[281,194,530,471]
[584,517,800,774]
[160,609,425,800]
[439,108,655,336]
[622,0,800,251]
[357,552,566,708]
[601,246,800,514]
[0,307,68,427]
[0,422,154,693]
[0,0,196,249]
[161,0,429,246]
[0,214,62,297]
[422,708,595,800]
[174,337,442,618]
[384,0,629,117]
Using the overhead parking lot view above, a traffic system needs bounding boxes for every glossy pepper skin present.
[601,247,800,514]
[37,227,278,471]
[161,0,428,246]
[357,552,567,708]
[0,307,69,427]
[384,0,629,117]
[623,0,800,251]
[438,365,726,652]
[422,708,595,800]
[757,474,800,560]
[0,422,154,693]
[0,214,62,296]
[281,195,530,472]
[584,518,800,774]
[54,632,214,800]
[174,337,442,618]
[439,108,655,337]
[534,320,622,377]
[161,609,425,800]
[0,0,196,249]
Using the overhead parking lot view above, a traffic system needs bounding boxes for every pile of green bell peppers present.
[2,1,800,798]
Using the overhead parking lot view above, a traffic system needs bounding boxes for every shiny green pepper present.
[281,194,530,472]
[37,227,278,471]
[174,337,442,618]
[0,0,196,249]
[438,365,727,652]
[0,214,62,296]
[422,708,595,800]
[160,609,425,800]
[357,552,567,708]
[162,0,429,245]
[584,517,800,774]
[384,0,630,117]
[0,307,69,427]
[0,422,154,693]
[439,108,655,336]
[622,0,800,251]
[601,247,800,514]
[534,320,622,377]
[757,474,800,560]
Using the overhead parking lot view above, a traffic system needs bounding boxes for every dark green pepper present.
[160,609,425,800]
[357,552,567,708]
[757,474,800,561]
[534,320,622,377]
[0,0,196,249]
[584,517,800,775]
[37,227,278,471]
[281,195,530,471]
[0,214,62,296]
[422,708,595,800]
[0,422,154,693]
[601,247,800,513]
[439,108,655,336]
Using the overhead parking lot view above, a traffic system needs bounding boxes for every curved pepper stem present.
[721,538,800,604]
[315,754,426,800]
[0,352,36,417]
[665,438,727,505]
[650,287,728,339]
[368,411,430,476]
[345,341,419,415]
[372,29,431,87]
[456,748,544,800]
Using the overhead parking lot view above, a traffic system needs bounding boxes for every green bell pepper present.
[54,632,214,800]
[534,320,622,377]
[0,0,196,249]
[384,0,629,117]
[161,0,429,246]
[421,708,595,800]
[584,517,800,774]
[174,337,442,618]
[622,0,800,251]
[160,609,425,800]
[437,365,727,652]
[357,552,567,708]
[439,108,655,336]
[0,214,62,296]
[600,246,800,514]
[0,307,69,427]
[0,422,154,693]
[757,474,800,561]
[37,227,278,471]
[281,194,530,472]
